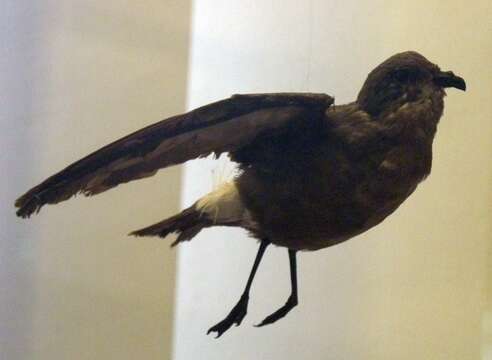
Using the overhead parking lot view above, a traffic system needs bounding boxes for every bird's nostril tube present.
[434,71,466,91]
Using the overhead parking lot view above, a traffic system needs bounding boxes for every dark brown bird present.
[15,51,466,337]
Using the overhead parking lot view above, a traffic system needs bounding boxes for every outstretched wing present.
[15,93,333,218]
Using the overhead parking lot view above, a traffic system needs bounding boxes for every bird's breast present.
[237,139,432,251]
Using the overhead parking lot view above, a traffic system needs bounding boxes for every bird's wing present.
[15,92,333,218]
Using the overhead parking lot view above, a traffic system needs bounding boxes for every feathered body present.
[14,51,466,336]
[236,92,443,250]
[15,51,463,252]
[168,84,444,251]
[131,53,448,251]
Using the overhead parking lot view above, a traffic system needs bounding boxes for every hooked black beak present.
[434,71,466,91]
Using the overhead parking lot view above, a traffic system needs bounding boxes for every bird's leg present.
[255,249,298,327]
[207,240,270,338]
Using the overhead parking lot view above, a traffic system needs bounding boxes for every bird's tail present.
[130,206,211,247]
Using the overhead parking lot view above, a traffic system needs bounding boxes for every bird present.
[15,51,466,337]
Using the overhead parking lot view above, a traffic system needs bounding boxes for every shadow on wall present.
[0,2,45,359]
[1,1,192,360]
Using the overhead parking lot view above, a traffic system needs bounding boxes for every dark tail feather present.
[129,206,209,247]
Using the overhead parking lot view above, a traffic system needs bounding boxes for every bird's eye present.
[394,67,423,83]
[392,69,412,82]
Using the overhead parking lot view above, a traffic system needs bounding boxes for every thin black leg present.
[207,240,270,338]
[255,248,298,327]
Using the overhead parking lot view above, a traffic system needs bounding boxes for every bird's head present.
[357,51,466,117]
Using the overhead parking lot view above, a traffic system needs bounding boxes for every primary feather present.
[15,93,333,218]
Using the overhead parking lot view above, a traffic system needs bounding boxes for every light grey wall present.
[0,1,191,359]
[174,1,492,359]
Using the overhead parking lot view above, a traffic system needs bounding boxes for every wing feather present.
[15,93,333,217]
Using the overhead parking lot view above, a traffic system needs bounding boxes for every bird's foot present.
[207,294,249,338]
[255,295,298,327]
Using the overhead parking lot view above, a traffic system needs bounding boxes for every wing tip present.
[14,195,41,218]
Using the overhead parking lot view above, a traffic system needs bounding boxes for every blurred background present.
[1,1,491,359]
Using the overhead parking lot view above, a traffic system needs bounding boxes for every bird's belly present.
[267,182,417,251]
[237,159,423,251]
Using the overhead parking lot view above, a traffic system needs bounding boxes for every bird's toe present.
[255,295,298,327]
[207,294,249,338]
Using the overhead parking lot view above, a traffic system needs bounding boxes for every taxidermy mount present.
[15,51,466,337]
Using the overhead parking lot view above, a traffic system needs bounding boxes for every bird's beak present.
[434,71,466,91]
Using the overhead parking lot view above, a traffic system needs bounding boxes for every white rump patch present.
[196,181,255,228]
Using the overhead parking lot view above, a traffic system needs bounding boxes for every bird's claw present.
[207,294,249,338]
[255,295,298,327]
